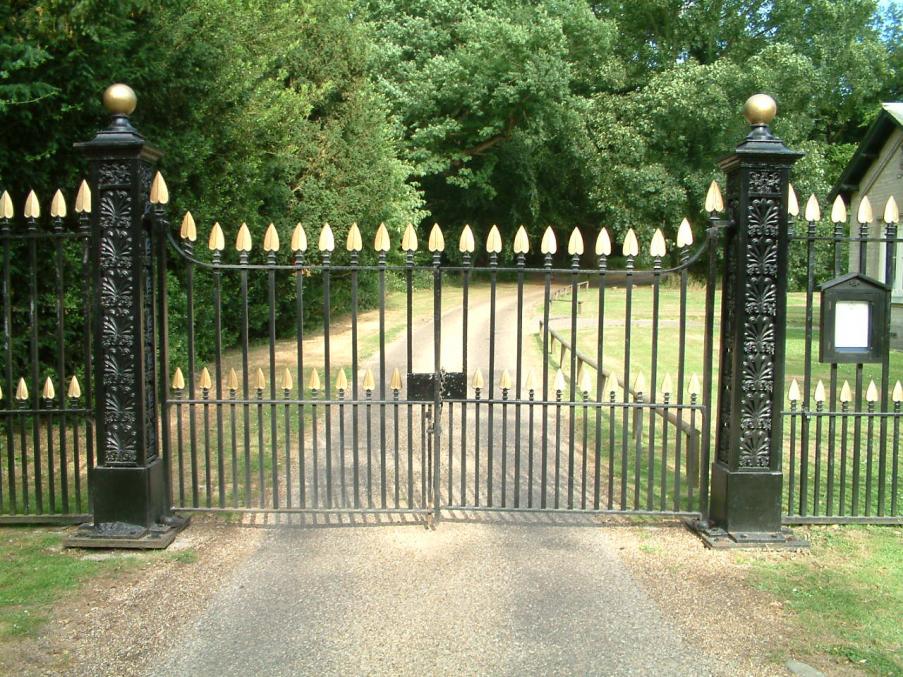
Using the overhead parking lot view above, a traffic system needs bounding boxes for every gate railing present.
[783,191,902,523]
[0,186,95,522]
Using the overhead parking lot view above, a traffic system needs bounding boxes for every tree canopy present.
[1,0,900,269]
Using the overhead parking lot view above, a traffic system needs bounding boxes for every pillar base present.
[684,517,808,550]
[65,456,189,549]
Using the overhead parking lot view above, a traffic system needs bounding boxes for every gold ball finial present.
[743,94,776,126]
[102,83,137,116]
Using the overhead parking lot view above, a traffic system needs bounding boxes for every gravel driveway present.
[149,520,730,677]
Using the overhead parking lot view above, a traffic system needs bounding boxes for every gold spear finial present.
[866,380,879,402]
[308,367,321,391]
[374,223,391,252]
[787,184,799,217]
[68,375,82,399]
[198,367,212,390]
[595,228,611,256]
[428,223,445,252]
[291,224,308,252]
[471,367,484,390]
[705,180,724,213]
[15,378,28,401]
[318,223,335,252]
[0,191,13,219]
[50,190,66,219]
[676,218,694,248]
[499,369,512,391]
[513,225,529,255]
[263,223,280,252]
[459,224,475,254]
[540,226,557,255]
[346,222,363,252]
[839,380,852,403]
[402,223,418,252]
[235,223,252,252]
[622,229,639,257]
[227,368,239,391]
[857,196,873,225]
[805,195,821,222]
[171,368,185,390]
[884,196,900,225]
[788,379,801,402]
[650,228,667,257]
[814,380,826,403]
[362,368,375,391]
[567,227,584,256]
[335,368,347,391]
[282,366,294,391]
[830,195,847,224]
[255,368,266,391]
[208,222,225,251]
[149,172,169,205]
[75,180,91,214]
[390,367,402,391]
[486,225,502,254]
[42,377,55,400]
[24,190,40,219]
[180,212,197,242]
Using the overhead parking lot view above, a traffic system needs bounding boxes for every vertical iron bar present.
[338,388,346,508]
[554,388,562,509]
[256,386,265,508]
[380,253,388,509]
[594,253,607,510]
[460,252,470,505]
[294,250,306,507]
[878,221,896,514]
[622,251,634,511]
[45,396,55,512]
[799,217,817,517]
[788,401,797,514]
[501,389,508,507]
[567,256,579,509]
[311,388,319,506]
[892,401,900,515]
[184,238,198,509]
[661,393,670,511]
[202,386,211,507]
[394,388,400,508]
[350,251,359,508]
[366,389,373,507]
[53,212,68,512]
[514,252,524,508]
[1,214,15,512]
[689,396,698,510]
[406,253,414,507]
[827,368,838,516]
[840,401,849,514]
[487,252,497,507]
[284,386,292,508]
[432,249,441,520]
[814,400,823,515]
[608,388,616,510]
[700,226,718,522]
[212,253,226,507]
[322,254,332,508]
[79,209,94,506]
[267,255,279,508]
[527,388,534,508]
[633,391,643,510]
[581,393,588,509]
[239,259,252,508]
[541,253,551,508]
[648,257,661,510]
[27,211,42,513]
[229,387,238,507]
[852,368,863,515]
[448,400,453,505]
[474,388,481,506]
[674,253,688,512]
[175,391,185,506]
[865,400,875,515]
[72,397,82,512]
[19,398,28,512]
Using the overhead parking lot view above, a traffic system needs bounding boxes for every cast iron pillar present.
[703,95,806,547]
[68,85,184,548]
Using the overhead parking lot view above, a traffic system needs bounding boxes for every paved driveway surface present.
[150,520,726,676]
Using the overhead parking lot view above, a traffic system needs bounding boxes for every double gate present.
[158,217,717,519]
[2,90,902,530]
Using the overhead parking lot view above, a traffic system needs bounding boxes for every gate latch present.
[407,370,466,401]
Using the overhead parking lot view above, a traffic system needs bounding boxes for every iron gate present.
[157,210,719,519]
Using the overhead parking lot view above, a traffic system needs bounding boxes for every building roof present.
[829,103,903,202]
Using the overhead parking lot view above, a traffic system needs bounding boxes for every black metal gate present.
[157,211,719,520]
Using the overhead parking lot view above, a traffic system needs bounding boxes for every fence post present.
[701,95,806,546]
[67,85,184,547]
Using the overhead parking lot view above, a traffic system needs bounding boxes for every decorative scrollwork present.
[745,276,777,316]
[749,170,781,195]
[99,191,132,230]
[98,163,131,187]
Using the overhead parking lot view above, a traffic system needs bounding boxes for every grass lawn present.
[749,526,903,676]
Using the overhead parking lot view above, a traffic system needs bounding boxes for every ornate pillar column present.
[704,95,805,546]
[69,85,184,547]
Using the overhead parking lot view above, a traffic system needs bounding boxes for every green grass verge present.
[749,527,903,676]
[0,529,141,639]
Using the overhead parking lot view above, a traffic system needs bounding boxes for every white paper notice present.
[834,301,870,349]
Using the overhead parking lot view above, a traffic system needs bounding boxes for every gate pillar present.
[68,85,184,547]
[703,95,805,546]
